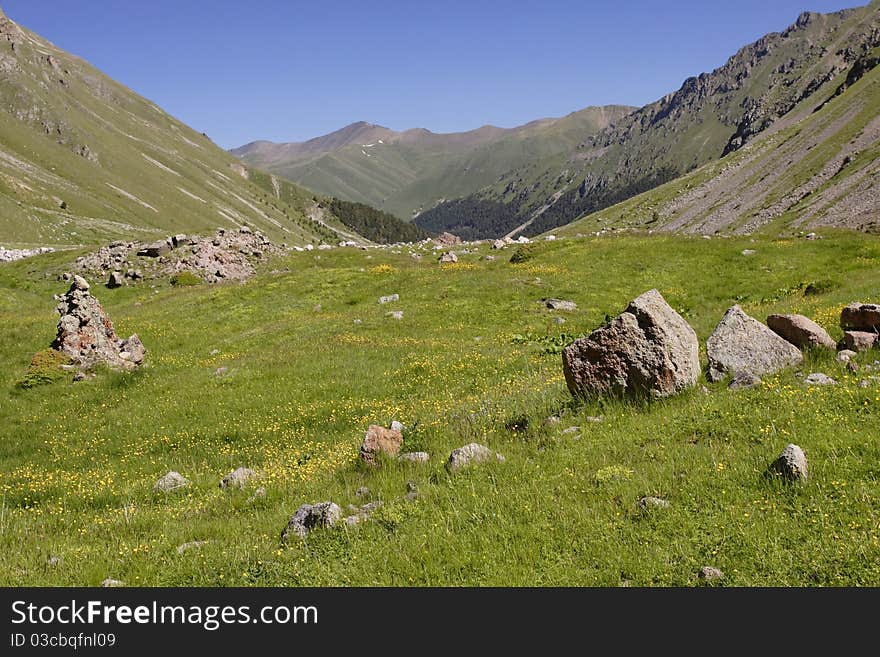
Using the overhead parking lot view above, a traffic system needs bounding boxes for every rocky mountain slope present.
[0,8,359,247]
[232,106,634,220]
[554,47,880,238]
[417,3,880,239]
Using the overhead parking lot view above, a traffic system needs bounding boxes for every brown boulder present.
[562,289,700,399]
[843,330,877,352]
[766,314,835,350]
[359,425,403,465]
[840,303,880,332]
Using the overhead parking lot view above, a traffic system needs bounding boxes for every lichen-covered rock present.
[153,471,190,493]
[360,425,403,466]
[562,289,700,399]
[767,314,835,350]
[446,443,505,472]
[768,443,808,481]
[52,278,145,371]
[706,306,803,382]
[698,567,723,582]
[281,502,342,542]
[220,467,257,489]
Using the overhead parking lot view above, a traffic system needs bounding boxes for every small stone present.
[804,373,836,386]
[379,294,399,304]
[836,350,857,362]
[73,371,86,382]
[545,298,577,311]
[446,443,505,472]
[768,444,808,481]
[355,486,371,499]
[47,556,62,567]
[247,487,267,503]
[360,425,404,466]
[544,415,561,426]
[354,319,363,325]
[390,420,405,432]
[72,275,90,291]
[214,367,229,377]
[280,502,342,542]
[176,541,209,555]
[404,481,419,501]
[220,467,257,489]
[386,311,404,320]
[698,567,723,582]
[101,578,124,588]
[638,496,670,510]
[553,317,566,325]
[399,452,430,463]
[561,426,580,435]
[153,471,190,493]
[439,252,458,264]
[728,371,761,390]
[741,249,756,256]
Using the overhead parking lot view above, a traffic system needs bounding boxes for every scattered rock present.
[137,240,172,258]
[553,317,566,325]
[0,246,54,263]
[843,330,877,352]
[638,496,670,510]
[399,452,430,463]
[840,302,880,332]
[836,350,857,362]
[439,252,458,264]
[728,371,761,390]
[220,467,256,489]
[766,314,835,350]
[706,306,803,382]
[404,481,419,501]
[804,373,836,386]
[544,298,577,311]
[492,239,506,250]
[176,541,209,555]
[355,486,371,499]
[360,425,404,466]
[698,567,724,582]
[768,443,808,481]
[47,556,62,567]
[561,426,580,435]
[563,289,700,399]
[379,294,399,304]
[107,271,124,289]
[101,579,124,588]
[386,311,404,320]
[446,443,505,472]
[390,420,406,432]
[741,249,756,256]
[544,415,561,426]
[434,232,462,246]
[280,502,342,542]
[247,487,266,503]
[52,278,145,371]
[153,471,190,493]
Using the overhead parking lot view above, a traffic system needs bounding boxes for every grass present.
[0,231,879,586]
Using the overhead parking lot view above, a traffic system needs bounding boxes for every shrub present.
[170,271,203,287]
[509,243,541,264]
[17,349,73,388]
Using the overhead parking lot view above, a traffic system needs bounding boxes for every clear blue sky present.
[2,1,864,148]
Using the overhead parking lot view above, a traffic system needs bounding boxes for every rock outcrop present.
[562,289,700,399]
[52,276,145,370]
[706,306,802,382]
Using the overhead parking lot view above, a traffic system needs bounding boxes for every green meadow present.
[1,231,878,586]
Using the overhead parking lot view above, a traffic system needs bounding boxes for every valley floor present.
[1,231,878,586]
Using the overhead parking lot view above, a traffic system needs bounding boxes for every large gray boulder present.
[706,306,803,382]
[562,289,700,399]
[766,314,835,350]
[768,444,808,481]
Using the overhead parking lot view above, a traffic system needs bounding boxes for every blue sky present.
[2,1,864,148]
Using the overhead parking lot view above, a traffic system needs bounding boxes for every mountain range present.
[235,2,880,241]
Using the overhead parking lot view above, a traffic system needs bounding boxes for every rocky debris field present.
[74,227,283,285]
[0,246,54,262]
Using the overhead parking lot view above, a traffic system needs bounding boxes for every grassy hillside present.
[0,10,355,247]
[233,107,634,220]
[418,3,880,238]
[1,231,879,586]
[556,54,880,237]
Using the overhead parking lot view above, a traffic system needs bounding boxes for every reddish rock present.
[840,303,880,332]
[359,425,403,465]
[843,330,877,352]
[766,314,835,350]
